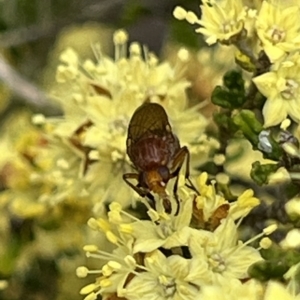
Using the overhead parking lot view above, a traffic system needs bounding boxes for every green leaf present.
[223,70,245,91]
[251,161,279,185]
[249,260,289,281]
[213,111,238,133]
[285,182,300,199]
[211,70,246,109]
[233,109,263,146]
[0,237,22,275]
[249,244,300,281]
[235,50,256,72]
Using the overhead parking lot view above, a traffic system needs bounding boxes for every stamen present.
[91,43,102,62]
[263,224,278,235]
[100,279,112,288]
[113,29,128,61]
[173,6,187,20]
[186,11,199,24]
[228,223,277,255]
[106,231,119,245]
[83,293,98,300]
[124,255,137,268]
[129,43,142,57]
[83,245,99,252]
[280,119,291,130]
[80,283,98,295]
[259,237,272,250]
[107,261,122,270]
[84,247,124,262]
[102,264,113,276]
[76,266,90,278]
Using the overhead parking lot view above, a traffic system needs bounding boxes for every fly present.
[123,102,197,213]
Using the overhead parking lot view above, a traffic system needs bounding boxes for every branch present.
[0,55,59,114]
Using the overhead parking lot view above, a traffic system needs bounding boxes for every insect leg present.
[168,148,187,215]
[122,173,155,201]
[170,146,199,195]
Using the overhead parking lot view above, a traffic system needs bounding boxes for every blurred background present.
[0,0,207,121]
[0,1,210,299]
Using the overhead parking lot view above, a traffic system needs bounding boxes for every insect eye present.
[158,166,170,182]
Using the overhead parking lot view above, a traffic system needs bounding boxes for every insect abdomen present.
[129,135,171,170]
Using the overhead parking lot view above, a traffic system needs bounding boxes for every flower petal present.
[263,98,287,127]
[252,72,277,98]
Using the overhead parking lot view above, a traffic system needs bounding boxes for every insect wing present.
[127,103,171,144]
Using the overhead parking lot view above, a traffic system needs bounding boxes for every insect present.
[123,102,196,213]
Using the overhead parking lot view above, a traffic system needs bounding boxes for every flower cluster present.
[174,0,300,127]
[253,51,300,127]
[32,29,215,210]
[76,174,280,300]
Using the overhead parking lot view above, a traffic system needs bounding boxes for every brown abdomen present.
[129,135,178,171]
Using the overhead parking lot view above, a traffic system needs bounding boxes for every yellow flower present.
[188,218,263,284]
[264,281,300,300]
[280,229,300,249]
[285,196,300,217]
[255,0,300,62]
[130,196,194,253]
[121,250,204,300]
[0,280,8,291]
[229,189,260,220]
[174,0,248,45]
[48,29,209,207]
[77,207,138,299]
[253,52,300,127]
[77,185,271,300]
[193,172,260,230]
[200,279,263,300]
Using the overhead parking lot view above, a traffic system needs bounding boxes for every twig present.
[0,23,57,48]
[0,55,59,113]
